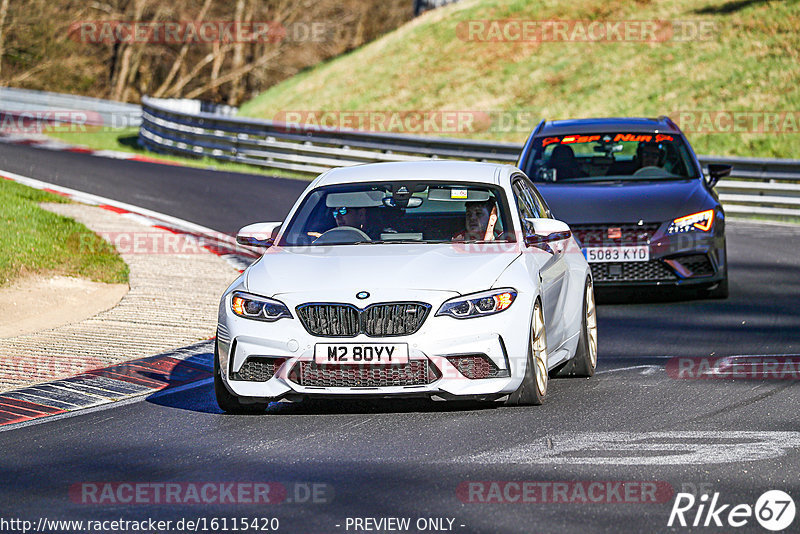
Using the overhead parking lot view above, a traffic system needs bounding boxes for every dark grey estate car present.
[517,117,731,298]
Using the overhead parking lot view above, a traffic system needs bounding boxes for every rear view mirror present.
[383,196,423,208]
[236,222,282,247]
[537,168,557,182]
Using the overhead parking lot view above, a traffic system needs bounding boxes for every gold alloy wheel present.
[532,302,548,397]
[586,280,598,369]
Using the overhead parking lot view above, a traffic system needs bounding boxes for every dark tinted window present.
[280,181,514,246]
[511,179,543,234]
[523,132,700,182]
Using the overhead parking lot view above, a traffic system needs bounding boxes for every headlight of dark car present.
[668,209,715,234]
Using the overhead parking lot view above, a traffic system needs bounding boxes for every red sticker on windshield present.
[613,134,653,142]
[561,135,600,144]
[542,137,561,147]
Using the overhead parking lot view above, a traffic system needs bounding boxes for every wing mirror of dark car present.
[706,164,732,188]
[236,222,282,247]
[523,218,572,248]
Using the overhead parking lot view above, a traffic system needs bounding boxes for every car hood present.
[245,243,520,296]
[537,179,714,224]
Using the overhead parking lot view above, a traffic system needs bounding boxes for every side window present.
[512,179,539,234]
[526,182,552,218]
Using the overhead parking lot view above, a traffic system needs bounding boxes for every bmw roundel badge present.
[356,291,370,300]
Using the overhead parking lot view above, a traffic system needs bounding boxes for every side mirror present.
[523,218,572,247]
[236,222,282,247]
[706,164,732,188]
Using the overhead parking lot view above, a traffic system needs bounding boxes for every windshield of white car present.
[523,133,701,183]
[278,182,514,246]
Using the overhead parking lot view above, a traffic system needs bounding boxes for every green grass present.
[0,180,129,287]
[239,0,800,159]
[44,128,311,181]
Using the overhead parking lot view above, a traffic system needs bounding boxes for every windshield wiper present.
[558,174,689,183]
[351,240,437,245]
[453,239,512,244]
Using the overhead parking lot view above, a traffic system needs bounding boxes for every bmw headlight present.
[668,209,715,234]
[436,288,517,319]
[231,292,292,322]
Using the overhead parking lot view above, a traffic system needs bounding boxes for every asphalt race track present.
[0,143,308,235]
[1,143,799,533]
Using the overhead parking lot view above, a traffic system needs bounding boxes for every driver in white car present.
[332,206,368,230]
[452,199,500,241]
[307,206,368,239]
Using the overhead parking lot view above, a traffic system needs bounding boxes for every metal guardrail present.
[0,87,141,128]
[1,89,794,219]
[139,96,800,220]
[138,96,521,173]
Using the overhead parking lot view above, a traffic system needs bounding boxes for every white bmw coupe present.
[215,161,596,412]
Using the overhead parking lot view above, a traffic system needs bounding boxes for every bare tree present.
[111,0,150,101]
[0,0,413,103]
[153,0,213,97]
[228,0,247,105]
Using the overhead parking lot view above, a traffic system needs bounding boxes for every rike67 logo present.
[668,490,795,531]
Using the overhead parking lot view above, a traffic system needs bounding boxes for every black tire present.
[554,277,598,378]
[505,300,548,406]
[214,340,270,414]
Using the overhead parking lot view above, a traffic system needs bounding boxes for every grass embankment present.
[0,180,128,286]
[44,128,309,180]
[239,0,800,159]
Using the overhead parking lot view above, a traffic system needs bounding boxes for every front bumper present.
[574,218,726,288]
[217,288,534,401]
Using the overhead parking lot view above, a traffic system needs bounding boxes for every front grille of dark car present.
[590,261,677,282]
[674,254,715,276]
[288,360,440,387]
[296,302,430,338]
[446,354,508,379]
[572,223,661,247]
[231,357,286,382]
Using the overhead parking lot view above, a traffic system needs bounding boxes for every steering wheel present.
[313,226,371,244]
[633,166,670,178]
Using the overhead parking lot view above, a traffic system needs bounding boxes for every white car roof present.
[312,161,522,188]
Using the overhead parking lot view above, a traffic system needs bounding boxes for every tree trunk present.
[153,0,212,97]
[0,0,10,80]
[112,0,148,101]
[228,0,246,105]
[209,41,224,100]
